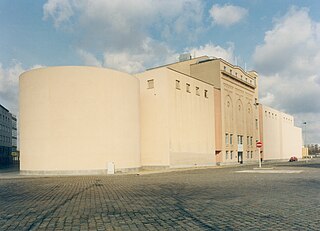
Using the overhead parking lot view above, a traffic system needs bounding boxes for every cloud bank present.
[254,7,320,143]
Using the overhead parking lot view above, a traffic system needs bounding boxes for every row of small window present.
[0,135,11,143]
[147,79,209,98]
[223,66,253,84]
[225,134,254,145]
[225,151,254,160]
[264,111,278,119]
[176,80,209,98]
[0,124,10,133]
[0,114,10,122]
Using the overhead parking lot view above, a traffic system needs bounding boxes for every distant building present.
[259,105,302,160]
[19,57,303,174]
[0,104,15,166]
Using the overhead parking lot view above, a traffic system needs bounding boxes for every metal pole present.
[258,148,261,168]
[303,122,307,147]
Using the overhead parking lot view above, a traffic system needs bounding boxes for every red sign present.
[256,141,263,148]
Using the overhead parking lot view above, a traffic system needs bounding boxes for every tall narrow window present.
[196,86,200,96]
[230,134,233,145]
[250,136,253,146]
[147,79,154,89]
[225,133,229,145]
[255,119,258,129]
[176,80,181,90]
[230,151,233,159]
[204,89,208,98]
[247,136,249,146]
[226,151,229,160]
[186,83,191,93]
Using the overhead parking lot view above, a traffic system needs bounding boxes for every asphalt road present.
[0,160,319,230]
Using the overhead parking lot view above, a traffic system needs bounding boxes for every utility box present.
[107,162,115,175]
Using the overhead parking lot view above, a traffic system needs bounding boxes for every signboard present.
[256,141,263,148]
[238,144,243,152]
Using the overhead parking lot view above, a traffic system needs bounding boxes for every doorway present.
[238,151,243,164]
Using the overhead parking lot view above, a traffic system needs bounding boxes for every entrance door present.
[238,152,243,164]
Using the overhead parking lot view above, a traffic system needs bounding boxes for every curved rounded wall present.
[20,66,140,174]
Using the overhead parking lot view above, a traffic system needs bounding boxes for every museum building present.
[19,56,302,174]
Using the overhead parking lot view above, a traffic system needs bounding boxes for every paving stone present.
[0,160,319,230]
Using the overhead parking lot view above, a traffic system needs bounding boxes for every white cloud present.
[43,0,205,72]
[43,0,74,28]
[253,7,320,143]
[43,0,205,49]
[0,62,43,115]
[186,43,235,63]
[209,4,248,26]
[77,49,102,67]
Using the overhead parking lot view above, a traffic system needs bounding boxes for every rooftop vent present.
[179,53,192,62]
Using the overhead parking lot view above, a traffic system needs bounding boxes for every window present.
[186,83,191,93]
[226,151,229,160]
[224,66,226,71]
[196,86,200,96]
[230,151,233,159]
[247,136,249,146]
[250,137,253,146]
[225,133,229,145]
[250,151,253,159]
[230,70,233,74]
[247,151,250,159]
[235,72,238,76]
[238,135,243,145]
[147,79,154,89]
[204,90,208,98]
[255,119,258,129]
[176,80,181,90]
[230,134,233,145]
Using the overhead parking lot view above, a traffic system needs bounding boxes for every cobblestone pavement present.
[0,160,319,230]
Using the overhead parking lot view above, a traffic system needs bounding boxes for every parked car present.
[289,156,298,162]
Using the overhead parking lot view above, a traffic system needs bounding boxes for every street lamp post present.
[303,122,307,147]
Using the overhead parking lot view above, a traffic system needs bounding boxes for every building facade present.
[136,65,215,169]
[19,56,302,174]
[0,104,14,166]
[163,57,260,165]
[20,66,141,174]
[259,105,302,160]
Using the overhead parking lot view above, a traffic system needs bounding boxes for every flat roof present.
[0,104,9,112]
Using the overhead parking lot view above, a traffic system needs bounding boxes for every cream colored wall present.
[136,68,170,167]
[188,59,259,164]
[260,105,282,160]
[281,115,302,159]
[20,66,140,173]
[167,69,215,167]
[190,60,221,88]
[214,88,222,151]
[260,105,302,160]
[137,67,215,168]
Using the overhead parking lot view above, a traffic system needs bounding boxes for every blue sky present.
[1,0,320,143]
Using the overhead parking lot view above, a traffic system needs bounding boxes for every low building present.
[0,104,14,167]
[20,66,141,174]
[136,64,215,169]
[259,105,302,161]
[19,56,303,174]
